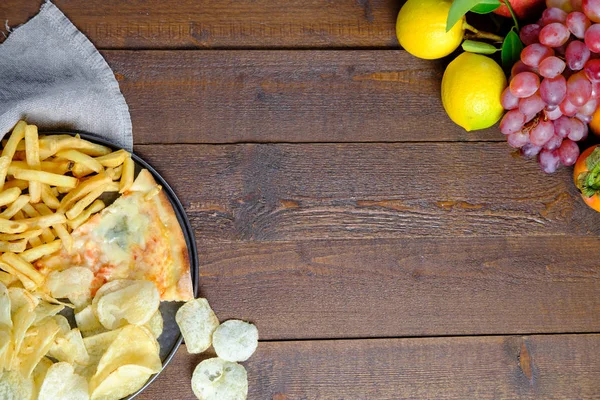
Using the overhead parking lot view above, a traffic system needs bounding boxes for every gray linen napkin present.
[0,1,132,151]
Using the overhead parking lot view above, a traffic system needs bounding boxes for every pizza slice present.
[36,169,194,301]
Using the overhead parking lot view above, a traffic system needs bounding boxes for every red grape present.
[543,7,569,24]
[520,24,542,45]
[510,72,541,98]
[583,0,600,21]
[522,143,543,157]
[576,112,594,122]
[566,11,592,37]
[566,71,593,105]
[584,23,600,52]
[565,40,591,70]
[560,96,580,115]
[579,97,598,114]
[572,0,584,11]
[539,23,571,47]
[500,110,526,135]
[530,119,556,145]
[544,134,564,150]
[521,44,555,67]
[557,139,580,164]
[519,92,546,116]
[511,60,534,77]
[540,75,568,105]
[501,87,520,110]
[507,131,530,148]
[539,149,561,172]
[568,117,587,139]
[584,58,600,80]
[545,105,564,119]
[539,56,566,77]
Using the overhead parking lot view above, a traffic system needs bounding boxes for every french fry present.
[3,179,28,191]
[12,210,25,220]
[105,182,119,192]
[41,184,60,209]
[144,185,162,201]
[19,239,62,263]
[22,213,66,230]
[56,149,103,174]
[0,261,37,291]
[0,229,43,241]
[51,186,59,197]
[119,156,134,193]
[21,204,55,243]
[0,195,31,219]
[0,156,11,192]
[57,186,72,194]
[107,164,123,180]
[28,236,43,248]
[66,184,108,220]
[58,173,111,213]
[1,252,44,286]
[0,187,21,207]
[1,121,26,159]
[67,199,105,230]
[0,218,28,234]
[0,270,17,286]
[9,160,71,175]
[0,239,27,253]
[40,137,112,159]
[96,149,129,168]
[25,125,41,203]
[34,203,72,253]
[12,168,78,188]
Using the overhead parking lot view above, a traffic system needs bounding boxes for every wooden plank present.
[1,0,400,49]
[139,335,600,399]
[135,143,600,241]
[102,51,503,144]
[194,236,600,339]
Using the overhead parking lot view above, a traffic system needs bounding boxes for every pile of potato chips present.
[175,298,259,400]
[0,279,164,400]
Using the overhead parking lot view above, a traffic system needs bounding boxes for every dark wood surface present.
[4,1,600,399]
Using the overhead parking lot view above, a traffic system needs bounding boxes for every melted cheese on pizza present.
[37,170,193,301]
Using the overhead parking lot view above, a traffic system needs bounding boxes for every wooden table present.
[3,1,600,398]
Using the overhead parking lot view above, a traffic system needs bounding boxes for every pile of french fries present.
[0,121,134,293]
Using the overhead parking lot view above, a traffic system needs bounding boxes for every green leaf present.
[470,2,501,13]
[446,0,502,32]
[462,40,500,54]
[501,29,524,71]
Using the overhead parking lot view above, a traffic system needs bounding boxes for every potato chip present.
[45,267,94,301]
[191,358,248,400]
[145,309,164,339]
[93,280,160,330]
[38,362,89,400]
[18,317,60,377]
[48,328,90,366]
[90,325,161,393]
[53,314,72,335]
[32,357,53,398]
[0,282,11,329]
[0,328,11,370]
[75,304,106,337]
[0,369,34,400]
[8,287,38,314]
[91,364,154,400]
[212,320,259,363]
[175,298,220,354]
[77,329,122,380]
[33,300,64,325]
[9,303,36,368]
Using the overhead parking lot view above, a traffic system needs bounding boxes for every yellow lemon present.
[441,53,507,132]
[396,0,465,60]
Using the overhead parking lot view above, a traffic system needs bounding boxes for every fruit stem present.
[463,22,505,42]
[501,0,520,31]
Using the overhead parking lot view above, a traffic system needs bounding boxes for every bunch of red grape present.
[500,0,600,173]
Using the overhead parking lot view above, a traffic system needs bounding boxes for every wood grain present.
[135,143,600,242]
[195,236,600,340]
[139,335,600,399]
[1,0,400,49]
[101,51,503,144]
